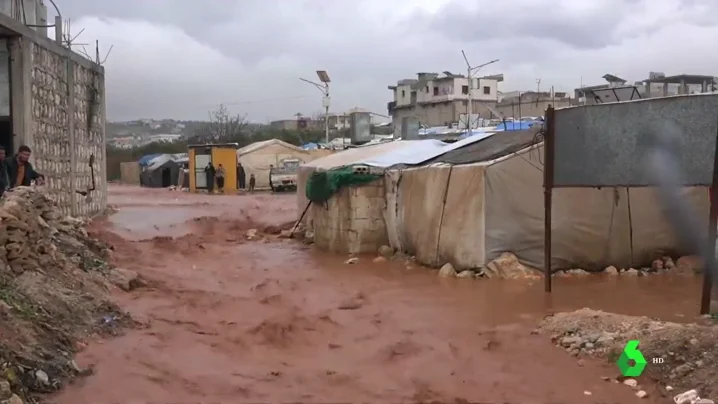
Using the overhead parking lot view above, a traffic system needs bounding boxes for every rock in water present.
[484,252,537,279]
[109,267,145,291]
[676,255,704,274]
[438,263,456,277]
[378,245,393,258]
[457,270,475,278]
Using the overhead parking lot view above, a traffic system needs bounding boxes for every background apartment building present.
[495,90,572,118]
[387,72,503,134]
[575,73,717,105]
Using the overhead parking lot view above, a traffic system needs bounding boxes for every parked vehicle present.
[269,158,301,192]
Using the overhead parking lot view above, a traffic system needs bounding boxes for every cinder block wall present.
[311,179,389,254]
[10,34,107,217]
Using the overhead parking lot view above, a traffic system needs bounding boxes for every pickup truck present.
[269,159,301,192]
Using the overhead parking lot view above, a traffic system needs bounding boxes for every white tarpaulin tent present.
[384,142,708,270]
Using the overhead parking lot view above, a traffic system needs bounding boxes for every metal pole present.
[544,106,556,293]
[324,83,330,145]
[467,67,472,132]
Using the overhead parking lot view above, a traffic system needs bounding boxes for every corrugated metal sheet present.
[302,132,499,170]
[426,128,542,165]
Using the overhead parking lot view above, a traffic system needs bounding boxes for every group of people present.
[0,145,44,198]
[203,162,255,194]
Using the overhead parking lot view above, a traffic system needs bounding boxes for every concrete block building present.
[0,3,107,217]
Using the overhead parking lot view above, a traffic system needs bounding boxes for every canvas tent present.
[236,139,311,189]
[140,154,181,188]
[300,129,709,270]
[383,135,708,270]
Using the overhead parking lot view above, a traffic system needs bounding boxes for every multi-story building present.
[388,72,503,133]
[270,108,379,133]
[575,73,716,105]
[495,90,572,118]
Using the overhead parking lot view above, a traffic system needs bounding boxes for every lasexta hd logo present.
[617,340,647,377]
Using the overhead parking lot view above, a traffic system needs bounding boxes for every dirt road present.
[51,185,701,403]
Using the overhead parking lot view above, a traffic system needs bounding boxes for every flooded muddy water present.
[52,185,701,403]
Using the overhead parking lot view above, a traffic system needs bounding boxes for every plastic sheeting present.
[303,134,499,171]
[138,153,162,166]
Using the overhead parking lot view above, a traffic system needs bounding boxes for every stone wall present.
[16,36,106,217]
[311,179,388,254]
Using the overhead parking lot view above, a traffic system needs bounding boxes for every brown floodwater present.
[50,185,701,403]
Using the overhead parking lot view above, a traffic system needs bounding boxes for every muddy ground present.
[46,185,713,403]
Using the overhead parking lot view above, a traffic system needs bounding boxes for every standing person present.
[0,146,9,197]
[5,145,44,189]
[204,162,215,194]
[268,164,274,192]
[215,164,226,193]
[237,162,246,190]
[249,173,256,193]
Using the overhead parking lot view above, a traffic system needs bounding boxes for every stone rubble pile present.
[363,244,704,280]
[541,309,717,402]
[0,187,132,403]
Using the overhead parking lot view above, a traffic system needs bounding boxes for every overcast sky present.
[52,0,718,122]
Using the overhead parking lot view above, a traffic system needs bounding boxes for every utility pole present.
[461,50,499,132]
[300,70,331,145]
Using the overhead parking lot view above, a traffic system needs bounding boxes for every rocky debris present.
[378,245,394,259]
[677,255,704,274]
[337,292,365,310]
[541,309,718,399]
[553,255,699,277]
[456,270,475,278]
[303,229,314,244]
[108,267,146,291]
[245,228,259,240]
[344,257,358,265]
[373,256,386,263]
[438,263,456,277]
[484,252,540,279]
[0,187,131,402]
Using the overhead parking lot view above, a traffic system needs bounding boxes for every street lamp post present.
[461,51,499,132]
[300,70,331,145]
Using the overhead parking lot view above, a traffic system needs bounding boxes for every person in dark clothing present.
[268,164,274,192]
[204,162,215,194]
[237,162,246,190]
[5,145,44,189]
[0,146,9,197]
[248,173,256,193]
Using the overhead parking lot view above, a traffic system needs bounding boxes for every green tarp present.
[305,167,382,203]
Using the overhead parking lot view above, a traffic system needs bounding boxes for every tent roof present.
[237,139,306,156]
[146,154,179,171]
[425,128,542,165]
[302,140,425,170]
[138,153,163,166]
[303,131,500,171]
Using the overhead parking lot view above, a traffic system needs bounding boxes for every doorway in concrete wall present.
[0,38,13,154]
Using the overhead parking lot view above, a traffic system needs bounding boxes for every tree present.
[190,104,248,143]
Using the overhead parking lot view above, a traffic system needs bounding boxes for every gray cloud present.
[50,0,718,122]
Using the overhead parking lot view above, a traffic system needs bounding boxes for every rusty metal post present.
[701,126,718,314]
[543,107,555,292]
